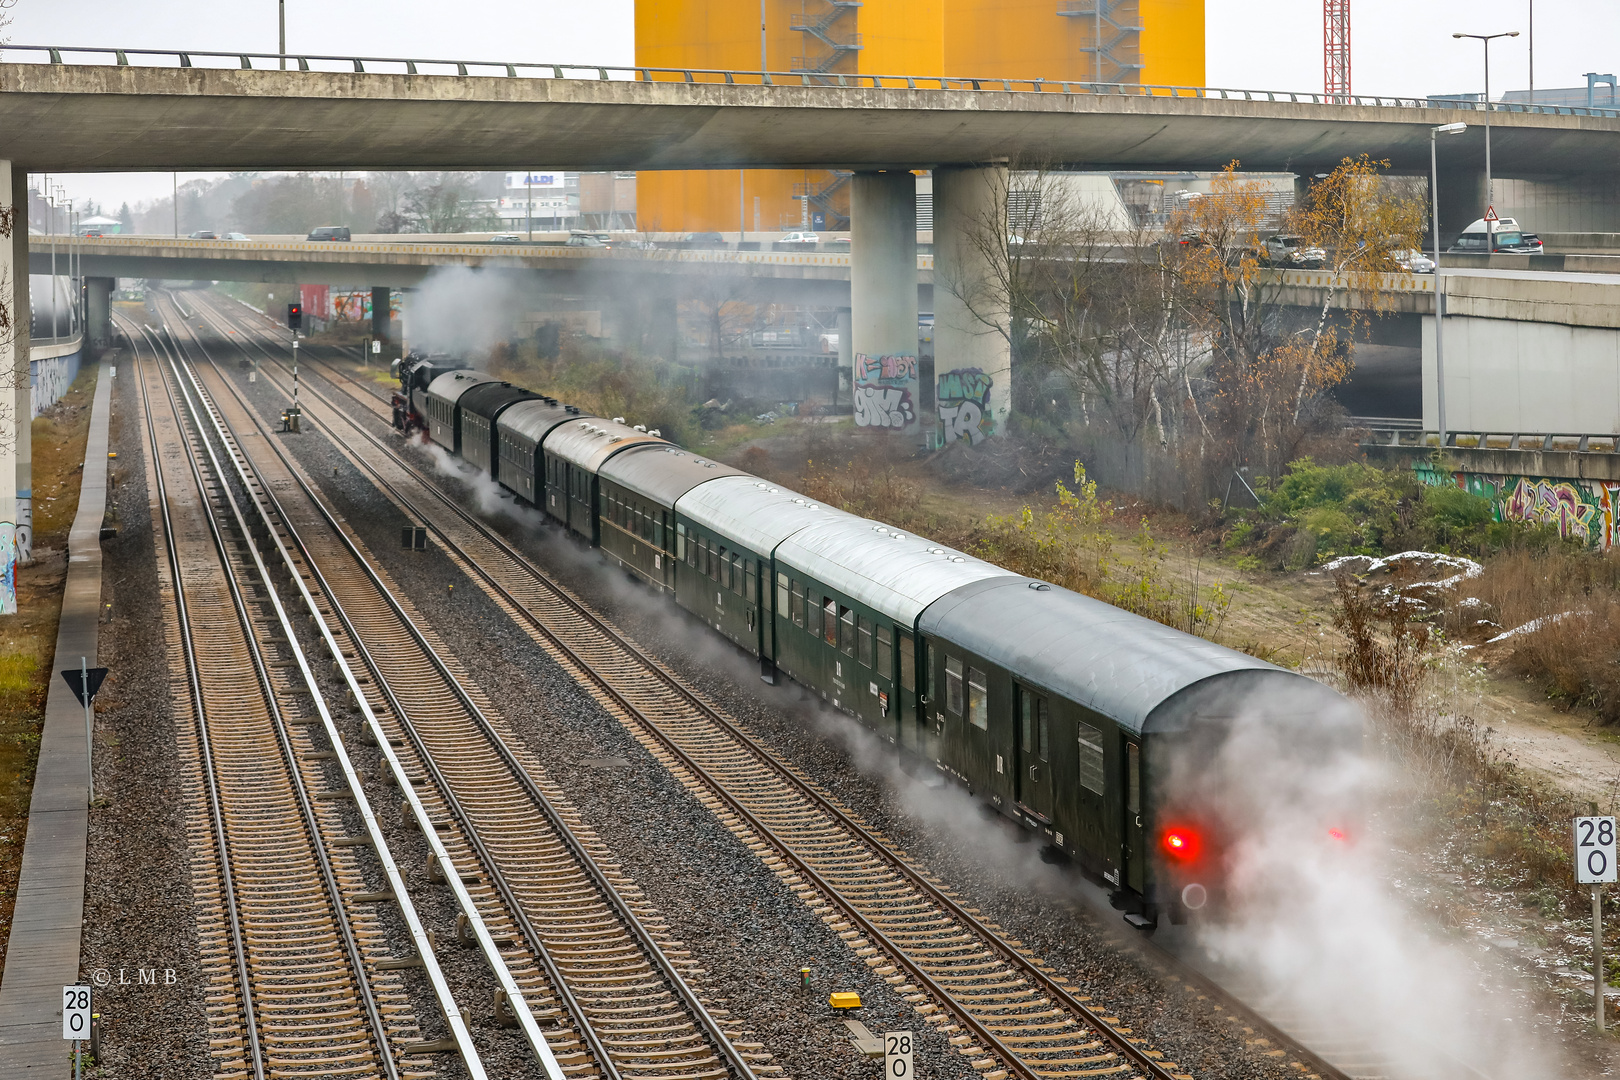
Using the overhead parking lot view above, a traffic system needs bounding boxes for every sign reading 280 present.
[1575,816,1619,885]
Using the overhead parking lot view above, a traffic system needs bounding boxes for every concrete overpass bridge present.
[3,43,1620,587]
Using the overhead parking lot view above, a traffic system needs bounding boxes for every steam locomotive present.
[393,353,1360,928]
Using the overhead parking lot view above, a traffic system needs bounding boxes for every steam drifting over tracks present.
[148,293,765,1080]
[192,295,1192,1080]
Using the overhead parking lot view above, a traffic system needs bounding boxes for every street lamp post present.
[1432,121,1468,449]
[279,0,286,70]
[1453,30,1520,221]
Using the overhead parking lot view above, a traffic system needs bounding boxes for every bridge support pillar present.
[85,277,113,352]
[1,162,21,605]
[933,164,1011,445]
[850,171,919,434]
[371,286,392,354]
[1435,167,1488,249]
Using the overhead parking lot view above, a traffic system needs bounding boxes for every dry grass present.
[1329,570,1596,916]
[1448,547,1620,722]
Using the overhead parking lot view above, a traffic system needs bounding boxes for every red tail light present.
[1328,827,1348,842]
[1161,827,1201,862]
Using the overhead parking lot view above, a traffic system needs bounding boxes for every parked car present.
[565,230,611,248]
[188,229,218,240]
[779,231,820,246]
[1448,217,1543,254]
[1262,234,1327,268]
[1394,248,1436,273]
[307,226,351,241]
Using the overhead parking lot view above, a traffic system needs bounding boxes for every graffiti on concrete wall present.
[31,351,81,417]
[854,352,917,431]
[937,367,994,446]
[0,522,14,615]
[1419,465,1620,549]
[1503,478,1599,542]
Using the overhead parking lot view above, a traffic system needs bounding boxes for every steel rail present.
[168,293,756,1080]
[142,318,415,1078]
[120,321,268,1080]
[153,296,602,1080]
[7,43,1620,115]
[132,310,488,1075]
[207,302,1176,1080]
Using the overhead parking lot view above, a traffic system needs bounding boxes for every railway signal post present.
[1575,815,1617,1029]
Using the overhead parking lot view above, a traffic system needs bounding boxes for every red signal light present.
[1161,827,1201,861]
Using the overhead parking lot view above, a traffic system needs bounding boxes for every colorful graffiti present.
[854,352,918,432]
[1419,464,1620,549]
[937,367,994,446]
[1503,478,1598,541]
[0,522,14,615]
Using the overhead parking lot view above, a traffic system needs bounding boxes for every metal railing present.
[1357,422,1620,453]
[5,44,1620,118]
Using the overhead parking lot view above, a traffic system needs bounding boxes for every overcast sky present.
[14,0,1615,211]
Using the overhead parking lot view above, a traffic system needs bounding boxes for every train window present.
[790,580,804,627]
[875,624,891,676]
[807,591,821,637]
[655,514,665,549]
[1019,693,1049,760]
[945,657,963,715]
[823,599,838,646]
[839,607,855,655]
[709,545,721,582]
[744,561,756,603]
[1126,742,1141,815]
[778,573,790,616]
[898,631,914,691]
[857,615,873,667]
[967,667,987,730]
[677,524,687,561]
[1076,721,1105,794]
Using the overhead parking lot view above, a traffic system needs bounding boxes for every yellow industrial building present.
[634,0,1206,234]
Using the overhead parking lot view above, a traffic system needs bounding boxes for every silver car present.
[1394,248,1436,273]
[1262,234,1327,269]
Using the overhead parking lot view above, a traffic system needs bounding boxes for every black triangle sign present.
[61,667,109,707]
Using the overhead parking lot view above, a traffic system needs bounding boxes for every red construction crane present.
[1325,0,1351,100]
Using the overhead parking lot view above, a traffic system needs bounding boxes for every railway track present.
[187,294,1212,1080]
[149,293,769,1080]
[125,315,471,1078]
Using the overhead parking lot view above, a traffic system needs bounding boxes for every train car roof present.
[776,518,1018,627]
[457,380,542,421]
[424,368,497,407]
[599,444,748,508]
[919,577,1322,736]
[543,416,670,473]
[674,475,857,555]
[497,398,580,445]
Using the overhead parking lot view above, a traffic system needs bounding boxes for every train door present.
[1122,738,1146,894]
[895,629,918,752]
[1015,687,1053,823]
